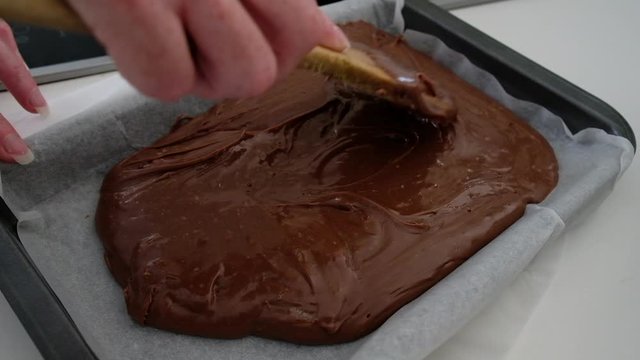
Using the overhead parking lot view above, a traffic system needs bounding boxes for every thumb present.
[315,11,350,51]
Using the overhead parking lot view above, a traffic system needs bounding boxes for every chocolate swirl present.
[96,22,558,344]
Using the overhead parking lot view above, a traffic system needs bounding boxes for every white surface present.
[1,0,638,358]
[452,1,640,359]
[0,72,133,139]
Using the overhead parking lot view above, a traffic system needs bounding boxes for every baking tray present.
[0,1,635,359]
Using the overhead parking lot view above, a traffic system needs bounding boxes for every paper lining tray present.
[0,1,635,359]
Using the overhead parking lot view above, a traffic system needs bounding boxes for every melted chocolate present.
[96,22,558,344]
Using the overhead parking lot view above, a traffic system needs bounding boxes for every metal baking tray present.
[0,1,635,359]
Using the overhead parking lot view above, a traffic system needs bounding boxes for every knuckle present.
[207,0,234,21]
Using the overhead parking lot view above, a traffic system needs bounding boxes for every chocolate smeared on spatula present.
[302,44,458,124]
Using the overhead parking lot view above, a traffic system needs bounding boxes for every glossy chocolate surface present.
[96,22,558,344]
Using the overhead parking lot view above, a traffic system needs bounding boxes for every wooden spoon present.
[0,0,456,122]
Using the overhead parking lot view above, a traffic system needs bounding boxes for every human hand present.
[0,19,45,164]
[66,0,349,101]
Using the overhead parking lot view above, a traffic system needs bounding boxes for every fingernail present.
[2,133,35,165]
[331,24,351,50]
[36,105,50,117]
[29,88,48,115]
[13,149,35,165]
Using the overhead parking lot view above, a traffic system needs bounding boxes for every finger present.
[241,0,349,77]
[0,20,48,114]
[0,114,34,165]
[0,19,18,52]
[315,10,350,51]
[184,0,278,99]
[67,0,197,101]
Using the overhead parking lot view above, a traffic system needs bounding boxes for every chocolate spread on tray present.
[96,22,558,344]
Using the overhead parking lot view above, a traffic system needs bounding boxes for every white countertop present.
[1,0,639,359]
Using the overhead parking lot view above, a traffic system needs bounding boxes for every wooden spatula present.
[0,0,456,122]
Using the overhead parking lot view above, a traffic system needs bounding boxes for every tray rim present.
[404,0,636,150]
[0,2,636,359]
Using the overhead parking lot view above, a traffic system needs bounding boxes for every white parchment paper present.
[0,0,634,359]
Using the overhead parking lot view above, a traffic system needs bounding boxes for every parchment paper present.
[0,0,634,359]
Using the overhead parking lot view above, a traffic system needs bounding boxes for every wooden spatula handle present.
[0,0,87,32]
[0,0,456,122]
[0,0,370,87]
